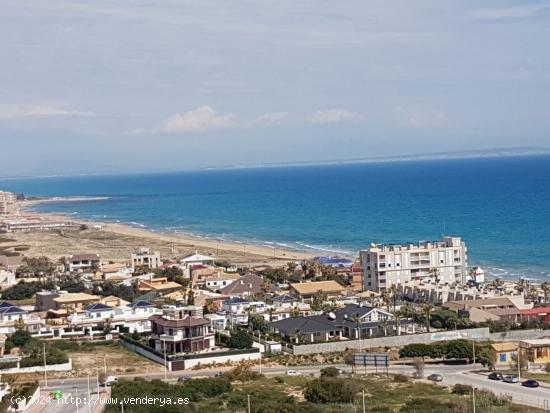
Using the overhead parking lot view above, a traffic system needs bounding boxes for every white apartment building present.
[131,247,161,271]
[0,191,16,215]
[360,236,468,292]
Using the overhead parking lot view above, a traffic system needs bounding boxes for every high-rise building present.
[360,236,468,292]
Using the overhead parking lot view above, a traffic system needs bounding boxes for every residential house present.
[520,307,550,323]
[149,305,215,355]
[36,291,101,317]
[203,273,240,291]
[180,253,216,268]
[289,280,345,300]
[0,255,23,272]
[66,300,162,335]
[0,301,44,334]
[219,273,274,299]
[131,247,161,271]
[270,304,400,343]
[0,270,16,290]
[442,297,523,323]
[520,339,550,366]
[138,277,183,295]
[491,342,518,369]
[68,254,101,273]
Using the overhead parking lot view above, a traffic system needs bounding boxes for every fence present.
[288,327,491,355]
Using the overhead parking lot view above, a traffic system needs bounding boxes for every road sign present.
[353,352,389,367]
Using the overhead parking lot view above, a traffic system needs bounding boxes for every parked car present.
[488,372,503,381]
[427,374,443,382]
[286,369,302,376]
[102,376,119,386]
[502,375,519,383]
[522,379,540,388]
[177,376,191,382]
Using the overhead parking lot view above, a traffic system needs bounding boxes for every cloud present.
[0,104,93,120]
[393,106,448,129]
[252,112,288,127]
[309,109,365,124]
[159,105,238,133]
[472,4,549,20]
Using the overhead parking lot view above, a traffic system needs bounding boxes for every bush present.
[452,384,473,395]
[225,363,261,382]
[393,374,409,383]
[228,329,253,349]
[319,366,339,378]
[303,377,360,404]
[0,362,18,370]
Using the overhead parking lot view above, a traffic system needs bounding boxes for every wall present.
[120,339,167,366]
[0,359,72,374]
[489,329,550,342]
[289,328,490,355]
[176,352,261,370]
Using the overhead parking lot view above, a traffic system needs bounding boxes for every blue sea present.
[1,156,550,280]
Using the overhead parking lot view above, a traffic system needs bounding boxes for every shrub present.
[393,374,409,383]
[319,366,339,378]
[228,329,253,349]
[452,384,472,395]
[225,363,261,382]
[303,377,360,404]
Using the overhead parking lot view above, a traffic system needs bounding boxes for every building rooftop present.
[53,293,101,304]
[290,280,345,295]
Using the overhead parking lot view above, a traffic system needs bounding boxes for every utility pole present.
[43,342,48,387]
[472,386,476,413]
[163,339,168,380]
[87,375,91,413]
[517,345,521,380]
[247,394,251,413]
[76,387,80,413]
[96,367,100,397]
[258,330,262,374]
[472,342,476,367]
[362,390,366,413]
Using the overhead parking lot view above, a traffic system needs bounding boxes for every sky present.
[1,0,549,176]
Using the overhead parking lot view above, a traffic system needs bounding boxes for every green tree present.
[228,329,253,349]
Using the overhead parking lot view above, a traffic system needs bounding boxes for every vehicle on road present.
[178,377,191,383]
[522,379,540,388]
[102,376,119,386]
[427,374,443,382]
[286,370,302,376]
[502,375,519,383]
[488,372,503,381]
[213,372,224,378]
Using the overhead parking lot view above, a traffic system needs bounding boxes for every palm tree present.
[388,285,398,312]
[542,282,550,306]
[381,291,391,312]
[421,302,434,333]
[394,309,402,336]
[267,307,274,322]
[428,268,440,284]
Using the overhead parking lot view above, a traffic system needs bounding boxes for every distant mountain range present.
[214,146,550,170]
[1,147,549,179]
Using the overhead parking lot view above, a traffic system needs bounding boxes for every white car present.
[286,370,301,376]
[103,376,119,386]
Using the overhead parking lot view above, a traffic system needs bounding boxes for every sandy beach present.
[1,198,318,266]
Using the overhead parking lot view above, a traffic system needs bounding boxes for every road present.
[36,363,550,412]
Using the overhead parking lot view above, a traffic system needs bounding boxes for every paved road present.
[433,371,550,411]
[37,363,550,412]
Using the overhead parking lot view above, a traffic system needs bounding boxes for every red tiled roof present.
[520,307,550,315]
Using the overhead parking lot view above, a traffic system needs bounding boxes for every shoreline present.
[3,197,547,280]
[8,197,319,263]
